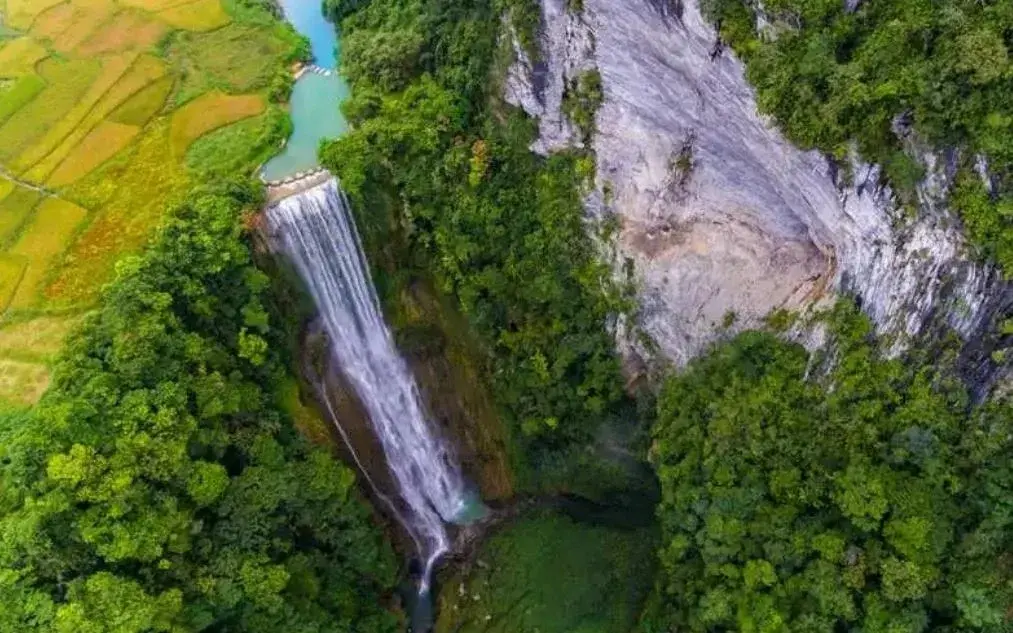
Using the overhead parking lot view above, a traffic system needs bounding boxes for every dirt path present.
[0,165,62,200]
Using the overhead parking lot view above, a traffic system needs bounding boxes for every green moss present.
[436,510,657,633]
[562,69,603,143]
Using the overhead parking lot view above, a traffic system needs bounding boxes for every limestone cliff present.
[505,0,1012,393]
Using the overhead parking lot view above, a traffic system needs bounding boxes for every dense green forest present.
[4,0,1011,630]
[703,0,1013,272]
[0,186,398,633]
[321,0,629,470]
[643,304,1013,633]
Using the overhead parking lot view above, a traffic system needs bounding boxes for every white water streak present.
[266,178,467,592]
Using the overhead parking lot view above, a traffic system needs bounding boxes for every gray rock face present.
[507,0,1012,389]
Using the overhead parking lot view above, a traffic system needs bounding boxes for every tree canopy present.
[643,304,1013,633]
[0,186,398,633]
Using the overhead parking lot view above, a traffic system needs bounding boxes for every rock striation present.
[505,0,1012,393]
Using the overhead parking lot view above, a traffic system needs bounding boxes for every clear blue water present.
[278,0,338,68]
[261,0,349,181]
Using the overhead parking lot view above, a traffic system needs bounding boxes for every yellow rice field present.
[31,0,120,53]
[8,199,88,309]
[25,55,167,182]
[11,53,136,173]
[0,58,102,163]
[118,0,201,10]
[158,0,230,32]
[0,38,48,77]
[0,0,301,405]
[169,90,266,157]
[77,10,169,55]
[48,122,142,187]
[0,315,83,361]
[5,0,66,30]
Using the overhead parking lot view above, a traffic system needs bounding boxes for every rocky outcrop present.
[506,0,1012,392]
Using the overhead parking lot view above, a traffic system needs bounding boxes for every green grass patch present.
[184,105,287,179]
[164,22,296,107]
[0,185,41,246]
[436,510,657,633]
[0,73,45,127]
[0,357,49,405]
[108,74,174,126]
[0,256,27,313]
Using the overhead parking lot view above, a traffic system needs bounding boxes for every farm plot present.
[10,52,137,173]
[77,10,168,55]
[0,58,101,164]
[30,0,119,53]
[165,21,295,105]
[8,198,88,310]
[170,90,266,157]
[0,183,41,246]
[48,122,141,187]
[0,0,303,406]
[0,74,46,127]
[0,37,49,77]
[108,75,174,126]
[5,0,66,30]
[0,315,82,361]
[0,358,51,405]
[24,54,167,182]
[158,0,230,31]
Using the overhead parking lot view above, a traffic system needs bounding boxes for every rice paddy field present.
[0,0,303,404]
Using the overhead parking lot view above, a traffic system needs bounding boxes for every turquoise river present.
[261,0,349,182]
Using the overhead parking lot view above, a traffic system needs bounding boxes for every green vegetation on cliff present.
[703,0,1013,272]
[643,303,1013,632]
[321,0,628,465]
[0,186,398,633]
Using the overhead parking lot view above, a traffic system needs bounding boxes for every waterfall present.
[265,178,469,592]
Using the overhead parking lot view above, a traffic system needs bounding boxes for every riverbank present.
[259,0,348,182]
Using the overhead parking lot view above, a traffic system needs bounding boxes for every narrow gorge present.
[259,0,1013,630]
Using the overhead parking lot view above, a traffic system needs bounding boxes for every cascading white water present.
[266,177,469,592]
